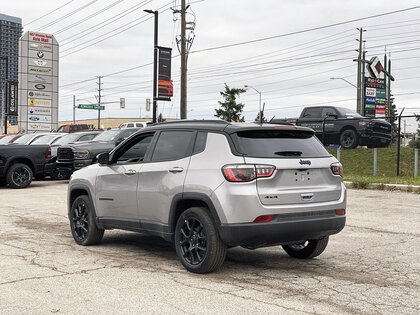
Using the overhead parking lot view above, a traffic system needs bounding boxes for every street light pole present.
[144,9,158,123]
[330,77,357,89]
[245,85,262,123]
[73,95,76,124]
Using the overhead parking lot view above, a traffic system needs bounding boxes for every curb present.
[344,181,420,193]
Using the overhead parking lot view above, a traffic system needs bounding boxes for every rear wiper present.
[274,151,302,156]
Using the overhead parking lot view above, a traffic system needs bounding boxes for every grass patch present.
[328,147,420,186]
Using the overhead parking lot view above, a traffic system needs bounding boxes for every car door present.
[95,133,155,223]
[137,130,196,225]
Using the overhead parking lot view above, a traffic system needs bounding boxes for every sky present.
[2,0,420,131]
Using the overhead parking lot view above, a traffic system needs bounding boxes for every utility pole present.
[180,0,187,119]
[361,49,366,116]
[356,28,365,115]
[387,57,392,123]
[97,76,102,129]
[73,95,76,124]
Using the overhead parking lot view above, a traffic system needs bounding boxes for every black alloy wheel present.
[175,207,227,273]
[340,129,358,149]
[71,201,89,242]
[179,217,207,265]
[70,195,104,246]
[6,163,33,189]
[282,237,329,259]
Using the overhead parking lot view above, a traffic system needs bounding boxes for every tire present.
[51,167,70,180]
[6,163,33,189]
[339,129,359,149]
[175,207,227,274]
[282,236,329,259]
[69,195,104,246]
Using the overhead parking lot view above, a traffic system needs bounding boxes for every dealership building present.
[0,13,22,126]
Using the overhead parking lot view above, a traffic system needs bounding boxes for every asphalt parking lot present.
[0,181,419,314]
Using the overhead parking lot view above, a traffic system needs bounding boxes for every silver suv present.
[68,121,346,273]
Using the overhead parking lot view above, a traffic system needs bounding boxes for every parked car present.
[119,122,150,129]
[0,134,22,145]
[0,144,53,188]
[10,133,46,145]
[29,133,65,146]
[67,120,346,273]
[56,128,139,176]
[271,106,392,149]
[56,124,91,133]
[48,131,102,180]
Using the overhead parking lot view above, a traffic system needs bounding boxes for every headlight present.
[358,121,370,126]
[74,150,90,159]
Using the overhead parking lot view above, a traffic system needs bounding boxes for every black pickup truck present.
[0,145,54,188]
[271,106,392,149]
[56,128,139,176]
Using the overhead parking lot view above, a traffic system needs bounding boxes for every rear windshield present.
[232,130,330,158]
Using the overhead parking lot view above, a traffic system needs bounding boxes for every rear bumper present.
[219,214,346,247]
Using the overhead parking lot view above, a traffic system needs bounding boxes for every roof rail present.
[149,119,229,126]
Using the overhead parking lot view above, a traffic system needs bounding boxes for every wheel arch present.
[5,157,35,174]
[169,193,222,237]
[68,185,99,223]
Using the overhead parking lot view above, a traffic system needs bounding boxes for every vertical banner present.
[157,47,173,99]
[7,81,18,116]
[364,77,386,118]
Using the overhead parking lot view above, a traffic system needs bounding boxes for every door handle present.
[168,167,184,173]
[124,169,137,176]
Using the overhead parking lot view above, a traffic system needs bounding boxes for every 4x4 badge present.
[299,159,311,166]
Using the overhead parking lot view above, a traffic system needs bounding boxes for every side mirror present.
[327,113,338,119]
[97,152,110,165]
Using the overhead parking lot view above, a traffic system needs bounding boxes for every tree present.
[214,84,246,122]
[254,103,267,123]
[408,115,420,149]
[158,113,166,123]
[387,97,398,144]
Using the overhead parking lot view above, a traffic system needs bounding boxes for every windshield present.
[336,107,363,118]
[232,130,330,158]
[53,134,80,145]
[12,134,37,144]
[92,130,120,142]
[31,135,58,145]
[0,135,14,144]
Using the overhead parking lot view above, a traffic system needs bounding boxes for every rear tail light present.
[46,147,51,159]
[330,163,342,176]
[335,209,345,216]
[222,164,275,182]
[253,215,274,223]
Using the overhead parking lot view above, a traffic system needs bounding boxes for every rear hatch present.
[231,128,342,205]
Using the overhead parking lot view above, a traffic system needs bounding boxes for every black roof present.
[144,120,314,134]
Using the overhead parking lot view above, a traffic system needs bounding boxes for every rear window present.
[232,130,330,158]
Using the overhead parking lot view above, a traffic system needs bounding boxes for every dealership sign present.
[157,46,173,100]
[18,31,59,133]
[7,81,18,116]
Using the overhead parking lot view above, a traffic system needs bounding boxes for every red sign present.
[29,32,52,43]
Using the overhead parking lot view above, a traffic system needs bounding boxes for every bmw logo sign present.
[37,51,44,58]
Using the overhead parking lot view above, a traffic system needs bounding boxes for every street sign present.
[120,98,125,109]
[78,104,105,110]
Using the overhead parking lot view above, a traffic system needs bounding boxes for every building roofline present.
[0,13,22,25]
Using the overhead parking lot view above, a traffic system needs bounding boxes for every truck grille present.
[373,123,391,135]
[57,147,74,161]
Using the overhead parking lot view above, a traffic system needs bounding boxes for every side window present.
[136,123,144,128]
[152,131,195,162]
[303,107,322,118]
[321,108,337,118]
[127,123,134,128]
[193,131,207,155]
[116,135,154,163]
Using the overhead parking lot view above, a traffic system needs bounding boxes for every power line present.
[189,5,420,54]
[24,0,76,27]
[38,0,100,31]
